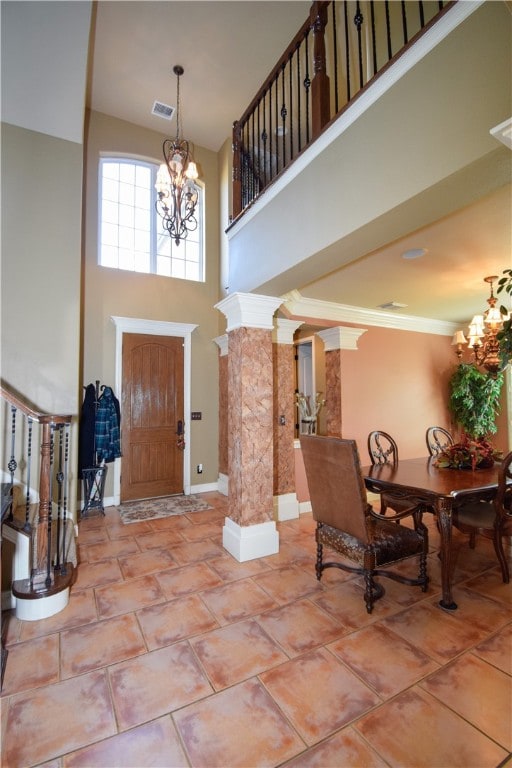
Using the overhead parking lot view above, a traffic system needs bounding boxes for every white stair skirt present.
[15,587,70,621]
[223,517,279,562]
[1,524,30,610]
[274,492,300,521]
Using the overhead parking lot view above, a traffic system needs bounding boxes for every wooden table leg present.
[436,497,457,610]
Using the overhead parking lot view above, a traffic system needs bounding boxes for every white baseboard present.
[217,473,228,496]
[190,481,219,494]
[274,492,300,521]
[298,500,312,514]
[222,517,279,562]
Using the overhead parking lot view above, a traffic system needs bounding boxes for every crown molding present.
[281,291,458,337]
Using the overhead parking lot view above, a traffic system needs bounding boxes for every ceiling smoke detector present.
[152,101,175,120]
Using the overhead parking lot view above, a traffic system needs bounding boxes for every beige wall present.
[82,110,222,492]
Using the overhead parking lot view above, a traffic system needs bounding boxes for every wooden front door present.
[121,333,184,501]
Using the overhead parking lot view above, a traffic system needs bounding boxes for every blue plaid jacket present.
[95,387,121,463]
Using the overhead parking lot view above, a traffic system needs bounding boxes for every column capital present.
[213,334,228,356]
[215,292,283,332]
[272,318,303,345]
[317,326,367,351]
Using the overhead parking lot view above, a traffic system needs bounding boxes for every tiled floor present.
[1,492,511,767]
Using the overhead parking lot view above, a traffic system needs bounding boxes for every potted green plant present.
[448,362,503,440]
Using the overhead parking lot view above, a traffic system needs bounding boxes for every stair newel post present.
[232,120,242,220]
[310,1,330,138]
[35,416,53,582]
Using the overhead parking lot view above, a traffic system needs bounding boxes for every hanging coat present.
[95,386,122,464]
[78,383,97,476]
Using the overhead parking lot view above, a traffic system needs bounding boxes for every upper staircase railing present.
[231,0,452,221]
[0,384,74,604]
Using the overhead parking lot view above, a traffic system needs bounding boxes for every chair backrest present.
[495,450,512,521]
[367,431,398,466]
[426,426,454,457]
[300,434,370,543]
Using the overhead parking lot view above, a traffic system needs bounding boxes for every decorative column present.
[273,318,303,521]
[317,326,367,436]
[215,292,283,561]
[213,335,228,496]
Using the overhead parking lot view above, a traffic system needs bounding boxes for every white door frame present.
[111,316,198,505]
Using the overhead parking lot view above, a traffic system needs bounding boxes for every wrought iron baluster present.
[354,1,364,90]
[332,1,339,114]
[304,34,311,145]
[61,423,70,576]
[261,92,268,188]
[288,53,293,162]
[274,72,279,173]
[370,1,377,75]
[55,424,64,571]
[401,0,408,45]
[280,63,287,165]
[385,1,392,60]
[257,97,261,190]
[419,1,425,28]
[7,405,17,522]
[24,417,33,532]
[296,42,302,152]
[269,80,273,181]
[343,1,351,102]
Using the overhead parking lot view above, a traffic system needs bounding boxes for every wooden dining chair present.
[300,434,429,613]
[367,430,421,517]
[451,450,512,582]
[426,426,454,457]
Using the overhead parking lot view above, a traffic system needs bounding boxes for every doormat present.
[118,494,212,524]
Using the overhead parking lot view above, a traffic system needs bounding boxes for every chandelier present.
[155,65,199,245]
[452,275,508,376]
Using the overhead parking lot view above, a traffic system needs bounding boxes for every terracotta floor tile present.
[310,579,399,630]
[2,670,116,767]
[174,678,304,767]
[208,552,271,582]
[105,519,154,540]
[180,520,223,541]
[72,558,123,590]
[420,653,512,751]
[463,568,512,605]
[257,599,345,657]
[18,589,98,641]
[147,514,194,532]
[355,687,508,768]
[261,540,314,569]
[95,574,165,619]
[253,565,323,604]
[184,507,226,524]
[1,633,59,696]
[200,578,278,625]
[75,526,109,546]
[80,537,139,564]
[118,547,177,579]
[328,622,440,698]
[63,714,189,767]
[446,585,512,636]
[190,618,288,689]
[136,593,218,649]
[132,528,186,551]
[109,642,212,730]
[473,623,512,674]
[282,726,388,767]
[171,538,224,565]
[155,561,223,598]
[60,614,146,678]
[260,647,380,745]
[382,600,483,663]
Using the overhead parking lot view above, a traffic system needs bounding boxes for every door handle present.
[177,420,183,436]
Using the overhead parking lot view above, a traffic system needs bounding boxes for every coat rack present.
[80,380,107,518]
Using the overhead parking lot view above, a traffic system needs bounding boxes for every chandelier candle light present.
[155,65,199,245]
[452,275,508,376]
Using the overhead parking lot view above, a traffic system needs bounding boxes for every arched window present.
[98,157,204,281]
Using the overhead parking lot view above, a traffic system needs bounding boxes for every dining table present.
[362,456,503,611]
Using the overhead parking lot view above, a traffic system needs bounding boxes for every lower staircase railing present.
[1,384,75,631]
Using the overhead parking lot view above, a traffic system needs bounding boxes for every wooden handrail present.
[0,383,71,425]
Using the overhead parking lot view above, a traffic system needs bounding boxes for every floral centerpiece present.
[435,436,503,470]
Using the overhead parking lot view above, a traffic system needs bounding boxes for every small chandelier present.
[452,275,508,376]
[155,65,199,246]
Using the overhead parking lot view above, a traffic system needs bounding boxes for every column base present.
[273,492,300,521]
[217,473,228,496]
[223,517,279,562]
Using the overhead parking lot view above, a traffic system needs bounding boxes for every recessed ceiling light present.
[402,247,427,260]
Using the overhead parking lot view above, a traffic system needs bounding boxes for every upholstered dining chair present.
[451,450,512,582]
[300,434,429,613]
[426,426,454,457]
[367,430,420,517]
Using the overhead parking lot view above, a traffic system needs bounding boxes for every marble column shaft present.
[273,342,296,495]
[218,352,228,476]
[228,326,274,525]
[325,348,342,437]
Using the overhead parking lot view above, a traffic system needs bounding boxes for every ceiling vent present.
[152,101,175,120]
[378,301,408,311]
